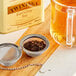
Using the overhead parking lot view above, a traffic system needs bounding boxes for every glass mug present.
[50,0,76,47]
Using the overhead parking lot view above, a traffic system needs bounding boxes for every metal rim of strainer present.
[0,34,49,66]
[20,34,50,54]
[0,43,22,63]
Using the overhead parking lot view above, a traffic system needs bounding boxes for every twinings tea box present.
[0,0,44,33]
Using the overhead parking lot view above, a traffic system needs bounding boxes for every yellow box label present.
[8,0,41,14]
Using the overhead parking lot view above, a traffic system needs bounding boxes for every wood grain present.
[0,4,59,76]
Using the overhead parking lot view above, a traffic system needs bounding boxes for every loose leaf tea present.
[23,40,46,51]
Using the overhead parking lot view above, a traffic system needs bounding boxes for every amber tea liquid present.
[50,0,76,46]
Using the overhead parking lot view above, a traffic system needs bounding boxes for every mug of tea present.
[50,0,76,47]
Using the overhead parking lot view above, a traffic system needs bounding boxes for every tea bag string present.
[0,64,43,70]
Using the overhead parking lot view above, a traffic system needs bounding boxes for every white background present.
[0,0,76,76]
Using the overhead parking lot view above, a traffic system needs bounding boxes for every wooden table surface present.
[0,4,59,76]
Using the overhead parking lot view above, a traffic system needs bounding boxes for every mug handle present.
[66,9,75,47]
